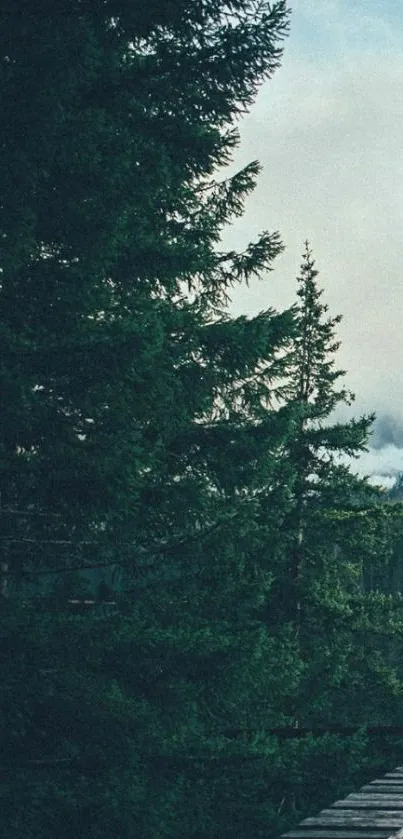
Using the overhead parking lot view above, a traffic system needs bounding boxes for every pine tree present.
[0,3,301,838]
[280,244,373,628]
[0,0,292,585]
[263,245,403,735]
[235,246,403,835]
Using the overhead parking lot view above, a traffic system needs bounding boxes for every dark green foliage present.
[0,0,292,581]
[0,2,296,836]
[2,4,403,839]
[266,247,403,732]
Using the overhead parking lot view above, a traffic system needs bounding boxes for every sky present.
[223,0,403,483]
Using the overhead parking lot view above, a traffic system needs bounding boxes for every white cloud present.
[354,445,403,482]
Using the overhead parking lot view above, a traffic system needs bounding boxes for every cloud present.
[354,445,403,482]
[370,415,403,451]
[221,4,403,432]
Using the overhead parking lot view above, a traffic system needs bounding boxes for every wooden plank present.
[281,768,403,839]
[364,789,403,794]
[332,797,403,809]
[362,784,403,788]
[343,787,403,801]
[301,815,403,827]
[367,779,403,786]
[360,784,403,795]
[362,785,403,794]
[283,831,396,839]
[366,784,403,789]
[344,794,403,801]
[312,808,403,821]
[368,778,403,788]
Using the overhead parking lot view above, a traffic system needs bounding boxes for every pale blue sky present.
[223,0,403,479]
[291,0,403,51]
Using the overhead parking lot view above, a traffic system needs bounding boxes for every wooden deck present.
[282,767,403,839]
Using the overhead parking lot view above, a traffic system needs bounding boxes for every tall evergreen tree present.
[282,243,373,625]
[0,0,291,575]
[266,245,403,733]
[0,4,302,838]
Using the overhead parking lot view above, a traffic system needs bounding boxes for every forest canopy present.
[1,3,403,838]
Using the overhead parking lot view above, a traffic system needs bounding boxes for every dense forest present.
[2,2,403,837]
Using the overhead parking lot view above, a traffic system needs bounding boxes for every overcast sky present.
[223,0,403,482]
